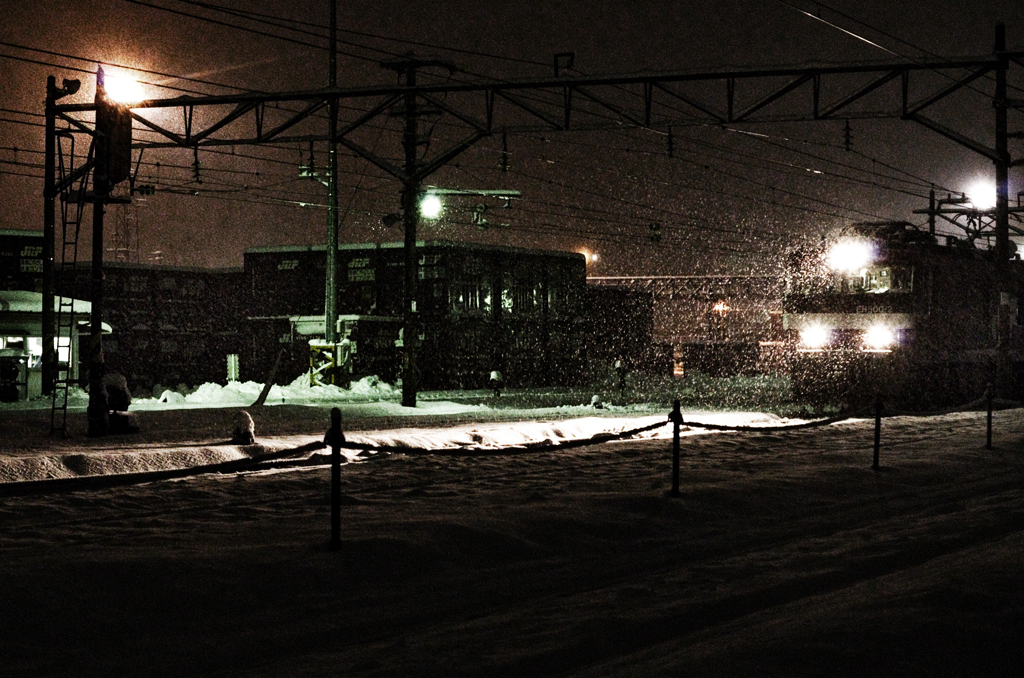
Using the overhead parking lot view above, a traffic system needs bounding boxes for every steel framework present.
[43,26,1024,405]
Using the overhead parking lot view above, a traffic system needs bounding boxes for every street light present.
[966,179,997,210]
[419,194,443,219]
[103,74,144,105]
[418,188,521,221]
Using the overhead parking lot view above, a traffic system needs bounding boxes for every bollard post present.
[872,394,882,470]
[324,407,346,550]
[985,383,994,451]
[669,399,683,497]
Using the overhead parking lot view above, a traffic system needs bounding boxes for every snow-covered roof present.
[244,239,584,260]
[0,228,42,238]
[0,290,91,314]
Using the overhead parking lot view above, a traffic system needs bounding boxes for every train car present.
[57,262,247,393]
[782,221,1024,407]
[244,240,589,390]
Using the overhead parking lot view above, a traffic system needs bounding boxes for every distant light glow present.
[967,180,997,210]
[863,325,896,351]
[827,239,874,273]
[103,75,144,104]
[799,325,830,349]
[712,301,730,314]
[419,194,443,219]
[579,249,598,264]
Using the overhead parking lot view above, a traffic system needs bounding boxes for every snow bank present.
[130,374,400,410]
[0,411,804,484]
[0,374,401,412]
[0,439,326,485]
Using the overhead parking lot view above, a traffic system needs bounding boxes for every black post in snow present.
[986,383,994,451]
[669,399,683,497]
[325,407,345,550]
[872,395,882,470]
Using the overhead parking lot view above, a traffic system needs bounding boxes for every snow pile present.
[0,374,401,412]
[0,411,802,484]
[346,415,668,451]
[131,374,399,410]
[345,375,398,399]
[0,444,261,484]
[347,411,802,451]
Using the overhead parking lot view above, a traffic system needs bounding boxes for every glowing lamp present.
[863,325,896,351]
[103,75,145,104]
[966,180,996,210]
[799,325,830,349]
[419,194,443,219]
[827,239,874,273]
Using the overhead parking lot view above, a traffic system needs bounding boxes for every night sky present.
[3,0,1024,275]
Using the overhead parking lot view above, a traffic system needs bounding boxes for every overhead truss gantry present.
[44,25,1024,407]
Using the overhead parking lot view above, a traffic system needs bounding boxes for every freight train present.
[782,221,1024,407]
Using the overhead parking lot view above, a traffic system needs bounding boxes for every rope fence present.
[322,384,1016,522]
[2,384,1012,504]
[332,418,673,457]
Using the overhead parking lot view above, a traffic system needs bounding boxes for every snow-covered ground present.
[2,375,1023,676]
[0,375,795,481]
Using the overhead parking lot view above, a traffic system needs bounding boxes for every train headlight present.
[800,325,830,349]
[863,325,896,351]
[827,239,874,272]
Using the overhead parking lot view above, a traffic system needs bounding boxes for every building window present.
[181,278,206,297]
[504,264,543,316]
[126,276,148,295]
[451,256,491,315]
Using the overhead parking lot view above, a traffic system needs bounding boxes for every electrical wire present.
[3,11,1001,256]
[165,0,552,69]
[496,133,889,222]
[501,124,945,211]
[773,0,1024,99]
[592,126,936,199]
[119,0,378,64]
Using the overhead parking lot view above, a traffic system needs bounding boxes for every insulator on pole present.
[192,146,202,184]
[500,130,510,172]
[649,222,662,243]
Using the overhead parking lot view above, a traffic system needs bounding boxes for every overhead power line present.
[0,42,238,96]
[165,0,552,69]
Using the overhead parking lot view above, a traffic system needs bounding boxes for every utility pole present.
[42,77,57,396]
[87,66,132,436]
[995,23,1011,268]
[994,23,1013,398]
[325,0,340,345]
[398,59,423,408]
[87,68,112,436]
[379,56,460,407]
[927,188,935,235]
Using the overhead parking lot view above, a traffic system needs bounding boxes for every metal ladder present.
[50,131,92,437]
